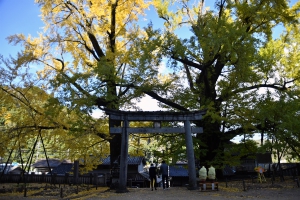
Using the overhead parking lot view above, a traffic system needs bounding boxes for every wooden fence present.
[280,165,300,177]
[0,173,107,186]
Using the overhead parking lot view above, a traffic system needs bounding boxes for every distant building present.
[92,155,148,187]
[169,165,189,186]
[50,162,74,175]
[8,165,25,174]
[32,159,71,173]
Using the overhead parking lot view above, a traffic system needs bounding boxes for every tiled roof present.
[50,163,73,175]
[8,166,25,173]
[169,166,188,177]
[127,173,148,181]
[100,156,145,165]
[32,159,71,168]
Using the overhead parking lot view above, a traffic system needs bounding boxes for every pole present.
[117,114,129,193]
[184,120,197,190]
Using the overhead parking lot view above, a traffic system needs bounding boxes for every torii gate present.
[105,109,206,193]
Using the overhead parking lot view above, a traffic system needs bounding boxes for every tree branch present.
[218,82,295,103]
[114,82,189,111]
[143,90,189,111]
[171,55,203,70]
[183,64,196,92]
[87,32,105,59]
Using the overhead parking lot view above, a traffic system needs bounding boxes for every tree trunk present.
[195,65,226,177]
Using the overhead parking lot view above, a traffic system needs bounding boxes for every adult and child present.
[150,162,216,191]
[149,160,169,191]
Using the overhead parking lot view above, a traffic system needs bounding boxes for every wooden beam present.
[106,110,206,121]
[110,127,203,134]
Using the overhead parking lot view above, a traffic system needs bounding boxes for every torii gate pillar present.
[118,115,129,193]
[184,120,197,190]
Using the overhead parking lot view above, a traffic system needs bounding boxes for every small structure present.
[256,153,272,175]
[94,155,146,174]
[169,166,189,186]
[32,159,71,173]
[0,163,13,174]
[50,163,74,175]
[8,166,25,174]
[93,155,148,188]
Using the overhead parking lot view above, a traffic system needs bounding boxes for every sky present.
[0,0,44,58]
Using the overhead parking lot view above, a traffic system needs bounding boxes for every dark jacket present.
[160,163,168,176]
[149,166,157,178]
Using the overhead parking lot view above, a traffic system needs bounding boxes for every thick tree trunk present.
[197,118,222,162]
[195,65,226,177]
[196,114,226,178]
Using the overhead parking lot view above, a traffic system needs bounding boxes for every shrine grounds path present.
[1,179,300,200]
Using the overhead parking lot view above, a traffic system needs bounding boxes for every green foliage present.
[254,92,300,162]
[147,0,300,167]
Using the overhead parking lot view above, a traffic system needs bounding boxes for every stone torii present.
[105,109,206,193]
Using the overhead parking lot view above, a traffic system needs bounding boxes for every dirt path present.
[1,180,300,200]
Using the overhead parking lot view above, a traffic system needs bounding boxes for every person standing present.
[149,163,157,191]
[160,160,169,190]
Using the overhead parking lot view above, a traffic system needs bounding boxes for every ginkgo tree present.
[1,0,166,167]
[0,84,110,173]
[141,0,300,171]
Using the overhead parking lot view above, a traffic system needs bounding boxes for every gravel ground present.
[1,179,300,200]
